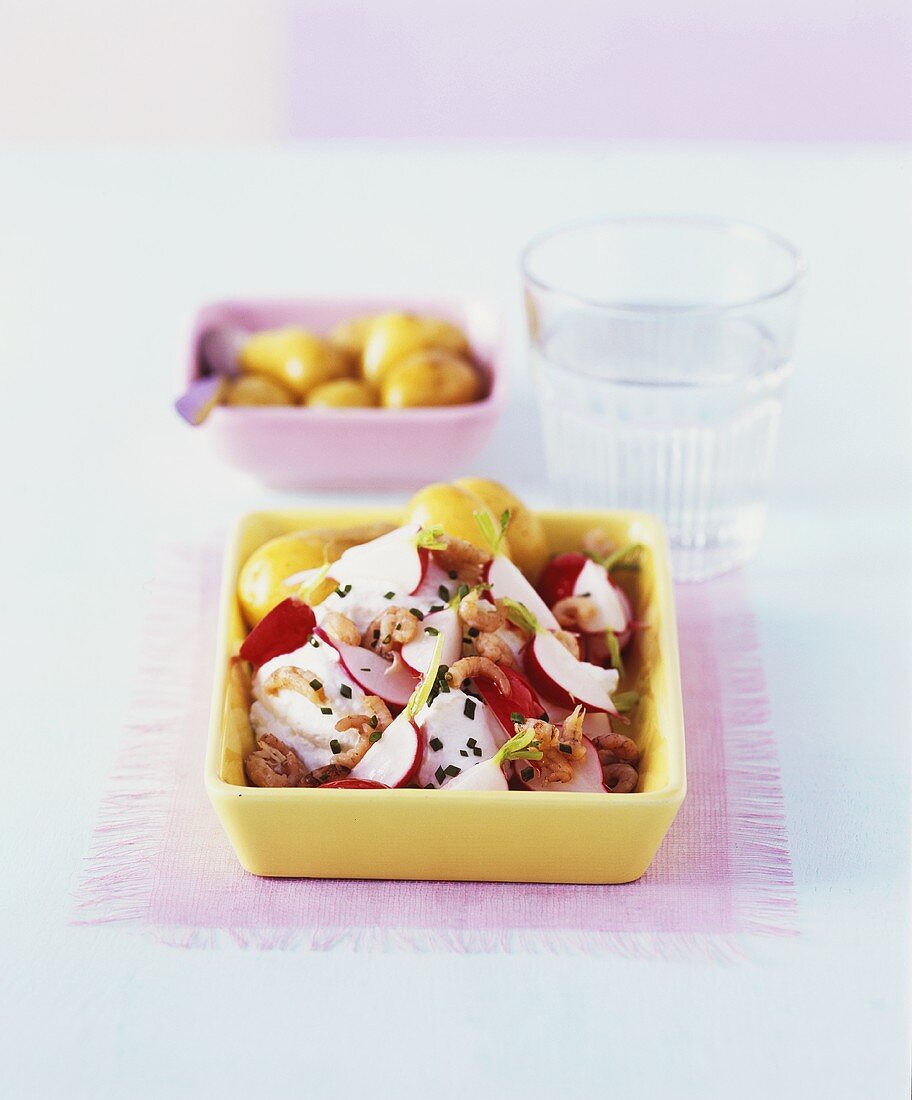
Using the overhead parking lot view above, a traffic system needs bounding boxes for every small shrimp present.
[603,762,638,793]
[446,656,510,695]
[561,704,586,747]
[458,590,505,633]
[554,630,581,659]
[332,697,393,768]
[364,607,420,655]
[473,631,518,669]
[515,713,585,785]
[301,763,351,787]
[581,528,615,562]
[321,611,361,647]
[552,596,600,633]
[245,734,304,788]
[435,536,491,572]
[594,731,640,765]
[263,665,325,704]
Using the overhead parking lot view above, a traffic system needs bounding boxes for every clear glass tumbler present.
[521,216,804,581]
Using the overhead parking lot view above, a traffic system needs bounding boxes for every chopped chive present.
[429,737,443,752]
[425,626,440,636]
[510,711,524,723]
[368,731,383,744]
[463,699,476,720]
[409,608,424,620]
[558,743,573,755]
[309,637,319,647]
[444,764,461,777]
[360,667,371,672]
[457,583,469,599]
[438,585,450,601]
[340,684,352,699]
[460,749,469,757]
[384,590,395,600]
[467,737,477,748]
[520,766,534,782]
[309,678,322,691]
[334,585,351,598]
[424,783,435,789]
[320,706,333,715]
[448,570,458,579]
[473,747,482,756]
[372,629,380,640]
[439,681,450,693]
[463,636,473,645]
[429,604,444,614]
[381,634,391,645]
[435,766,447,785]
[369,715,379,729]
[329,738,341,755]
[539,712,550,722]
[467,626,480,638]
[438,664,449,677]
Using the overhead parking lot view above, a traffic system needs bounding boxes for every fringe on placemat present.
[149,924,751,963]
[712,591,799,937]
[71,545,204,927]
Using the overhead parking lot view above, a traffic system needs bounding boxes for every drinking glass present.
[521,216,804,581]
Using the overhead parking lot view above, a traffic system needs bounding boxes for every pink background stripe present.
[73,544,796,958]
[285,1,912,141]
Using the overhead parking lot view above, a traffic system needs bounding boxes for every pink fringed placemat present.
[73,545,797,960]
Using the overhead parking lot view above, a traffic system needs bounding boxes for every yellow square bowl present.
[206,508,687,884]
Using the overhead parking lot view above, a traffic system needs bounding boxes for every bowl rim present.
[206,506,687,806]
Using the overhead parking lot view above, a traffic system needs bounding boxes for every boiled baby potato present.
[406,482,511,558]
[306,378,378,408]
[239,327,354,400]
[381,349,482,408]
[454,478,548,581]
[361,313,470,386]
[224,374,296,406]
[238,522,395,627]
[329,315,376,360]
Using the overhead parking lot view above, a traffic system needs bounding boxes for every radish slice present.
[571,558,629,634]
[444,726,544,791]
[401,607,462,674]
[443,756,510,791]
[516,737,606,793]
[537,551,588,607]
[316,628,419,707]
[415,689,504,788]
[486,556,559,631]
[525,632,619,714]
[240,599,316,669]
[330,523,426,595]
[472,665,546,738]
[349,713,421,787]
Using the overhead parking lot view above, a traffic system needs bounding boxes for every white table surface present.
[1,144,909,1098]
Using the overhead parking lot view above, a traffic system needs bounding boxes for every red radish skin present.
[537,552,588,607]
[524,632,619,715]
[315,628,419,707]
[349,715,421,787]
[473,665,547,738]
[486,555,560,631]
[516,737,607,793]
[321,778,389,789]
[239,599,316,669]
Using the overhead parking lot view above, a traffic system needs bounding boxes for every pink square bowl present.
[185,297,507,491]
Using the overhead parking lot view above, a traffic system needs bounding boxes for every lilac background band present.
[285,0,912,141]
[72,544,796,958]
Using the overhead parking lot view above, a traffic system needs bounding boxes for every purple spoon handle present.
[175,375,228,426]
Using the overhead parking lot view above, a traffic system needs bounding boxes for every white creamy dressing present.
[314,560,454,636]
[250,636,368,771]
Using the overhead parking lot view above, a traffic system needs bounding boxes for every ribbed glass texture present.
[522,218,803,581]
